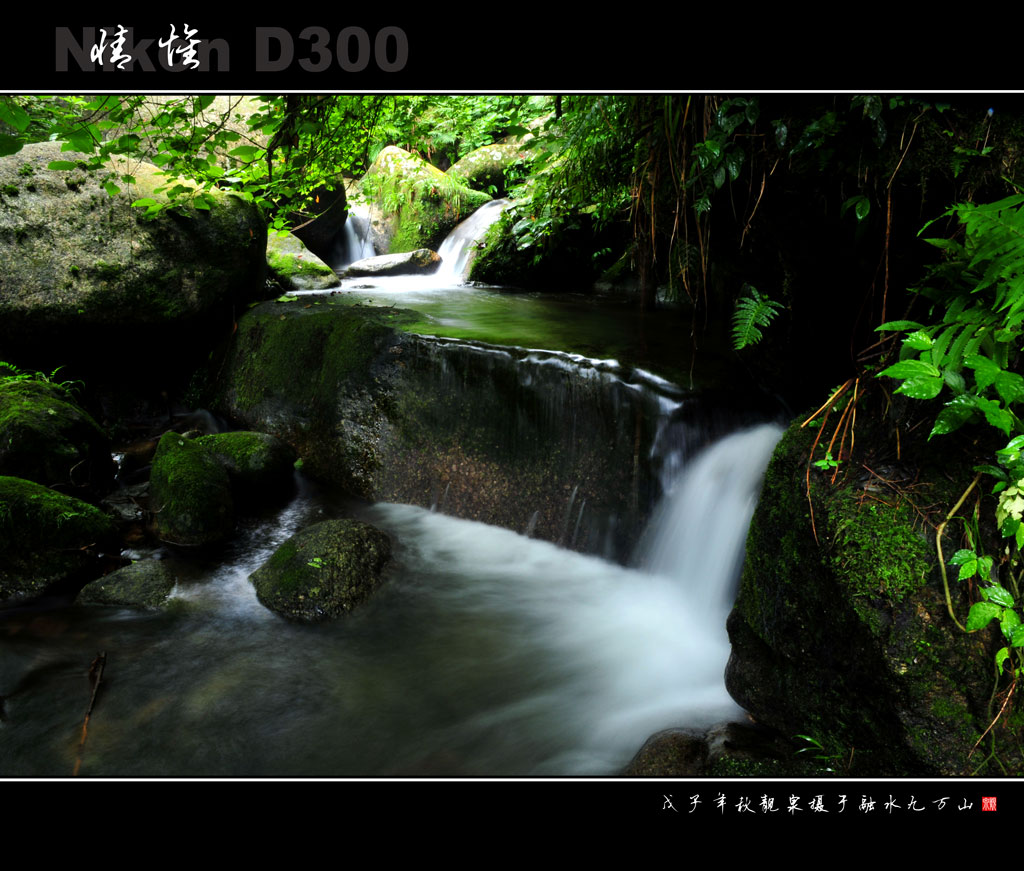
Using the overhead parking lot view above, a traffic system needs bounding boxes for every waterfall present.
[637,422,784,623]
[331,206,376,268]
[435,199,509,282]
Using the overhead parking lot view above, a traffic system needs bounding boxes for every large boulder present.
[0,378,114,494]
[249,518,391,622]
[213,300,416,496]
[0,475,119,603]
[447,142,527,197]
[0,141,266,370]
[726,413,1014,775]
[214,301,665,560]
[361,146,492,254]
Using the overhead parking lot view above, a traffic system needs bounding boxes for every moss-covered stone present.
[467,208,612,292]
[78,559,178,609]
[266,231,339,290]
[214,300,416,495]
[727,410,1006,775]
[194,430,296,504]
[0,475,118,602]
[149,431,233,546]
[249,518,391,622]
[0,142,266,359]
[0,378,113,493]
[447,143,527,197]
[361,146,492,254]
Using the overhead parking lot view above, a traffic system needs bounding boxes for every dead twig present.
[73,651,106,777]
[971,678,1015,758]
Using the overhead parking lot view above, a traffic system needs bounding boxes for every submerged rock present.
[78,560,179,609]
[0,379,113,494]
[249,518,391,622]
[0,475,118,603]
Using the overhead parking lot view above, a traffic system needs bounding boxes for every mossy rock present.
[0,142,266,368]
[213,300,417,495]
[249,518,391,622]
[361,146,492,254]
[149,431,233,546]
[0,379,113,493]
[78,560,178,609]
[266,231,339,290]
[726,411,1008,775]
[194,430,296,504]
[0,475,118,602]
[447,143,526,196]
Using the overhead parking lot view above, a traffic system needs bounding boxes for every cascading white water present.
[638,422,785,623]
[435,198,509,282]
[331,206,376,268]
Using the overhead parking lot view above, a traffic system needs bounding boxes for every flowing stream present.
[0,204,784,777]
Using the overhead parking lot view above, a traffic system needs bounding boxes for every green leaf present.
[0,134,24,156]
[47,160,78,171]
[949,549,975,566]
[984,584,1015,608]
[879,359,941,379]
[877,320,925,332]
[958,557,980,581]
[997,646,1011,671]
[229,145,262,161]
[966,601,1002,632]
[103,181,120,197]
[1001,607,1021,640]
[903,331,933,351]
[1012,625,1024,648]
[0,101,31,132]
[895,376,944,400]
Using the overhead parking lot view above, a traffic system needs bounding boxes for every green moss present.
[2,184,19,196]
[224,301,415,416]
[0,475,116,600]
[149,431,233,545]
[249,519,391,621]
[827,491,931,602]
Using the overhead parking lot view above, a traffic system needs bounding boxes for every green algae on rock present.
[0,475,117,602]
[149,431,234,547]
[361,145,491,254]
[249,518,391,622]
[266,230,339,290]
[194,430,297,505]
[0,379,113,494]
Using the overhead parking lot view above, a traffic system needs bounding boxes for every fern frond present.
[732,285,782,350]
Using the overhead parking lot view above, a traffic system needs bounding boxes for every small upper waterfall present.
[435,199,509,282]
[331,206,376,269]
